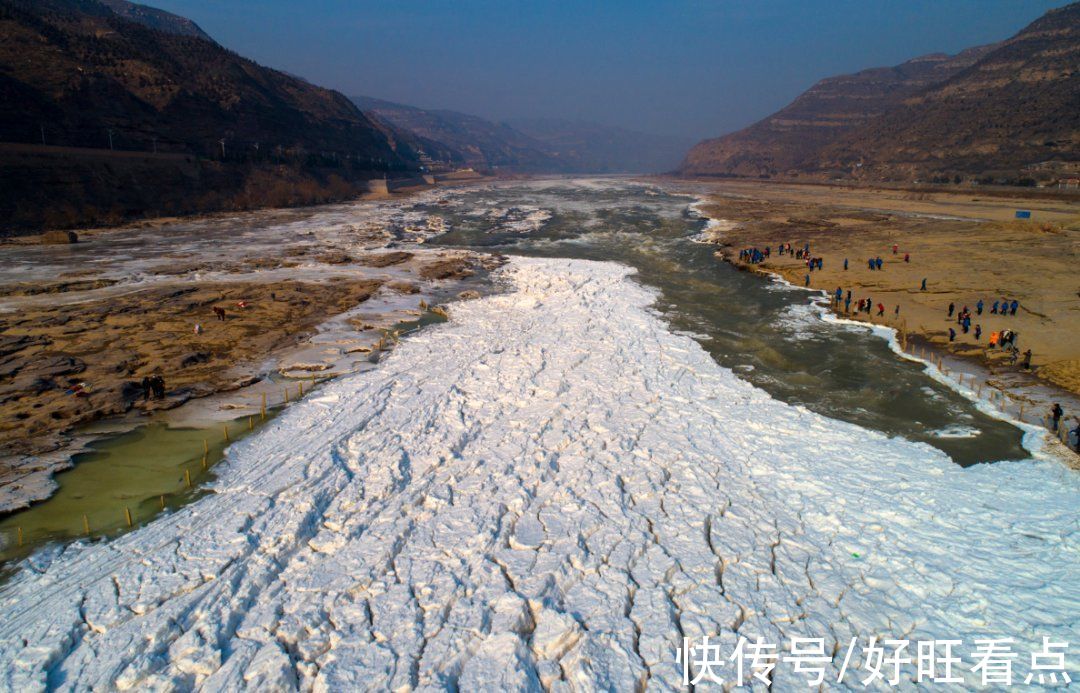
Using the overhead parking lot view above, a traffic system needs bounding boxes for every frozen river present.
[0,180,1075,689]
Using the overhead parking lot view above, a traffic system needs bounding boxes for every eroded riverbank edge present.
[680,188,1080,463]
[0,183,507,516]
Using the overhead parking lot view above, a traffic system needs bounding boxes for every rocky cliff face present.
[819,2,1080,181]
[0,0,421,233]
[0,0,411,162]
[680,2,1079,182]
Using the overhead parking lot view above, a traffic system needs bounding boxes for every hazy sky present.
[153,0,1066,140]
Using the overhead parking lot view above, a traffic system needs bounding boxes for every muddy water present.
[0,309,458,566]
[425,179,1029,465]
[0,414,266,566]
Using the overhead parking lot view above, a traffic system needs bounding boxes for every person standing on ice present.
[877,303,885,317]
[844,258,848,270]
[975,324,982,340]
[845,293,852,313]
[1021,349,1032,370]
[976,299,984,315]
[892,243,898,255]
[921,278,927,291]
[1010,299,1019,316]
[948,303,955,318]
[949,328,956,342]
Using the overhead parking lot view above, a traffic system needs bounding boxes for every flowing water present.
[0,178,1031,565]
[424,179,1029,465]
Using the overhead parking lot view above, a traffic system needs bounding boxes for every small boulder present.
[41,230,78,244]
[179,352,211,368]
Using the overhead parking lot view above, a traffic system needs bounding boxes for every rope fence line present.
[0,372,333,554]
[890,319,1078,452]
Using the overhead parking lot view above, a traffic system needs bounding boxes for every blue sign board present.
[1015,210,1031,219]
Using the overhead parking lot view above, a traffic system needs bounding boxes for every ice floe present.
[0,257,1076,689]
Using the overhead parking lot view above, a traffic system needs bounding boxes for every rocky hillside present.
[355,96,690,173]
[681,2,1079,182]
[95,0,213,40]
[820,3,1080,181]
[0,0,421,233]
[0,0,412,160]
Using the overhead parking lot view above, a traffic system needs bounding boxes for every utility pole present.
[40,124,45,146]
[107,128,115,151]
[219,138,226,159]
[151,136,158,154]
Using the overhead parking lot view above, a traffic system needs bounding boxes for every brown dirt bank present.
[692,181,1080,398]
[0,278,393,457]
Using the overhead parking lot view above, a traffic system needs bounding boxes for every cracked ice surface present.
[0,257,1077,690]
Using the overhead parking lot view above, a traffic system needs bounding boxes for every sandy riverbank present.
[685,180,1080,403]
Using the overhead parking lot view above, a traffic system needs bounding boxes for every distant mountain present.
[96,0,213,41]
[507,118,693,174]
[354,96,689,173]
[680,2,1080,182]
[0,0,420,233]
[352,95,556,171]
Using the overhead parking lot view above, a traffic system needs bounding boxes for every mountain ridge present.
[354,95,692,174]
[0,0,421,233]
[95,0,213,41]
[680,3,1080,183]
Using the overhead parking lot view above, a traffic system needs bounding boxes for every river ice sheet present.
[0,257,1076,690]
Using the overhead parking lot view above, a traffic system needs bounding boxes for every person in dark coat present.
[1050,403,1064,432]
